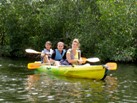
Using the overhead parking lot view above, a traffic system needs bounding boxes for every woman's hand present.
[77,59,83,64]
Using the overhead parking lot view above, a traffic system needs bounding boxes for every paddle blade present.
[106,62,117,70]
[81,57,87,63]
[86,57,100,62]
[82,57,100,63]
[28,63,41,69]
[25,49,41,54]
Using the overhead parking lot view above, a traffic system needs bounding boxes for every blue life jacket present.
[54,49,66,61]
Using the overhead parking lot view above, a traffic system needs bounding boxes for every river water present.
[0,57,137,103]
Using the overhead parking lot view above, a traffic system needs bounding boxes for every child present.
[41,41,53,63]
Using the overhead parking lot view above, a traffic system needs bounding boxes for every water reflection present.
[26,74,119,103]
[26,75,40,90]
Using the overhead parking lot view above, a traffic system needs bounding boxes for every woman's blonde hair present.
[72,38,80,48]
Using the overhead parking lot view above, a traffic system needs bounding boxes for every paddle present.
[25,49,100,63]
[27,62,51,69]
[105,62,117,70]
[27,62,117,70]
[26,49,101,69]
[28,62,41,69]
[82,57,100,63]
[27,57,100,69]
[25,49,41,54]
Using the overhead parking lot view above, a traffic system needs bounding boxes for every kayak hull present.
[35,65,108,80]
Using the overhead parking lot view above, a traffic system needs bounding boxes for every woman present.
[66,38,83,65]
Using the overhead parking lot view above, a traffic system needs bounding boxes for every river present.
[0,57,137,103]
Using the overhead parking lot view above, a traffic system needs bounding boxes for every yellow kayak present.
[28,62,117,80]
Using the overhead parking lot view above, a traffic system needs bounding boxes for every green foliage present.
[0,0,137,62]
[96,0,137,61]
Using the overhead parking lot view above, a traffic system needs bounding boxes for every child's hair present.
[57,42,64,46]
[45,41,52,45]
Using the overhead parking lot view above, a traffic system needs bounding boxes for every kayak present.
[27,62,117,80]
[26,49,117,80]
[33,65,109,80]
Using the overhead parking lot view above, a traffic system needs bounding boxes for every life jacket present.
[54,49,66,61]
[41,48,53,63]
[68,49,81,60]
[42,49,53,57]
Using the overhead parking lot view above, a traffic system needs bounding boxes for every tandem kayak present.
[27,62,117,80]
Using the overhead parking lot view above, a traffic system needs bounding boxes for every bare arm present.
[66,52,78,64]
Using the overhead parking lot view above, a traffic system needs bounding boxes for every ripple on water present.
[0,99,4,102]
[32,92,38,95]
[123,99,137,103]
[47,95,54,100]
[0,61,137,103]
